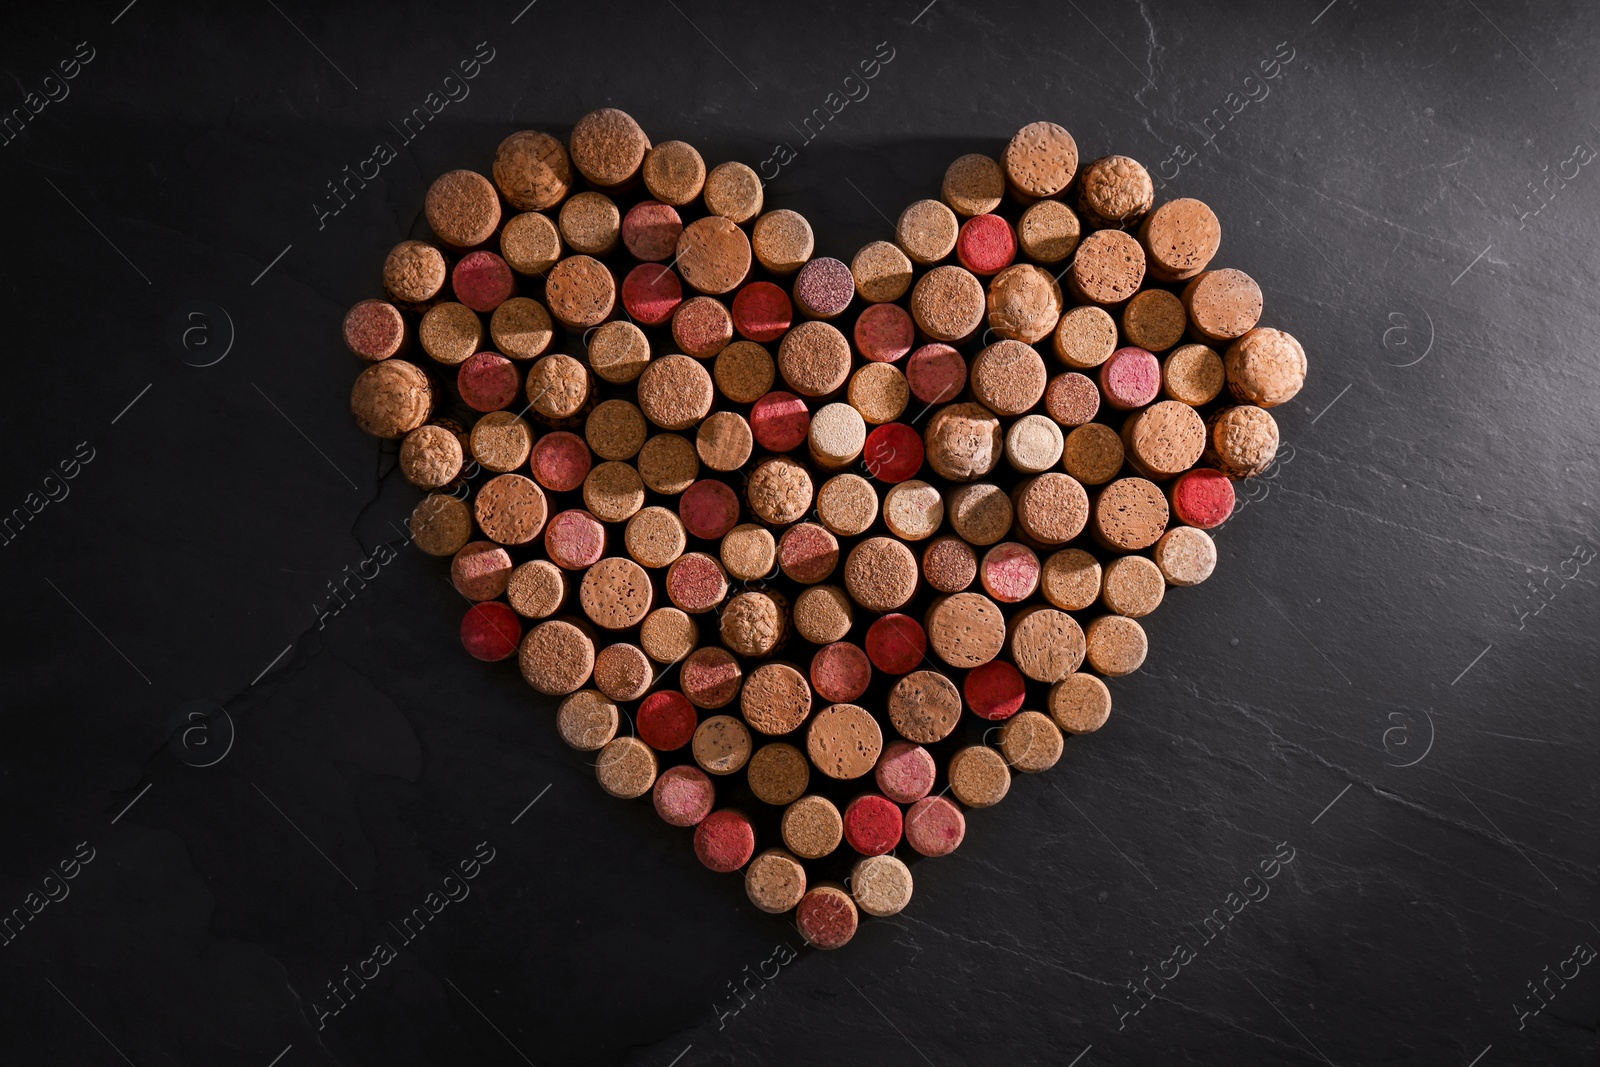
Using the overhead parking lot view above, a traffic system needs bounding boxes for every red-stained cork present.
[1100,346,1162,411]
[964,659,1026,721]
[622,200,683,262]
[679,479,741,541]
[797,884,858,949]
[639,690,699,751]
[956,213,1017,276]
[654,765,716,827]
[810,641,872,704]
[854,303,915,363]
[906,344,967,405]
[866,614,926,675]
[458,351,521,412]
[621,263,683,326]
[452,252,515,313]
[863,423,924,483]
[343,299,406,361]
[1170,467,1235,528]
[905,795,965,857]
[749,391,811,453]
[1045,371,1101,427]
[875,741,936,804]
[694,808,756,872]
[544,510,606,570]
[732,281,793,343]
[681,646,743,708]
[793,257,855,319]
[460,602,522,662]
[672,296,734,359]
[530,431,592,493]
[778,523,840,584]
[843,794,904,857]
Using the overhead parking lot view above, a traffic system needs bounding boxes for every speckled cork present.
[579,556,653,630]
[810,642,872,704]
[1182,269,1263,342]
[1225,327,1307,407]
[883,480,944,541]
[425,170,501,248]
[875,741,937,804]
[1044,372,1101,429]
[543,508,606,569]
[910,265,986,343]
[896,198,960,265]
[665,552,729,614]
[948,745,1011,808]
[793,257,855,320]
[411,494,473,558]
[500,212,563,277]
[694,809,756,872]
[809,403,867,470]
[1153,525,1217,586]
[720,523,777,583]
[1013,473,1090,545]
[419,302,482,366]
[638,433,699,495]
[751,209,815,274]
[851,240,915,303]
[703,161,764,223]
[637,355,714,431]
[748,743,811,806]
[453,251,516,313]
[999,710,1064,773]
[793,585,853,645]
[558,191,621,257]
[1101,555,1165,618]
[745,848,806,914]
[843,794,903,857]
[588,320,651,385]
[1122,288,1188,353]
[351,359,432,438]
[778,523,840,584]
[1018,198,1082,264]
[987,264,1063,344]
[696,411,754,472]
[343,298,406,362]
[507,559,567,619]
[639,608,698,665]
[746,456,814,526]
[528,430,589,490]
[741,662,812,736]
[1085,614,1149,677]
[906,343,968,405]
[854,302,915,364]
[1041,549,1102,612]
[585,400,647,462]
[1002,121,1079,199]
[596,735,659,800]
[677,216,751,295]
[642,141,706,206]
[1008,605,1086,682]
[1078,155,1154,228]
[475,473,548,546]
[816,474,879,537]
[851,855,913,917]
[806,703,883,780]
[544,255,615,330]
[1049,672,1113,734]
[653,765,715,828]
[693,715,753,776]
[680,645,743,709]
[1163,343,1226,406]
[451,542,512,602]
[457,351,518,412]
[1069,229,1146,306]
[1054,304,1119,370]
[720,590,788,658]
[1169,467,1236,529]
[1100,346,1162,411]
[557,689,620,753]
[848,362,910,425]
[943,153,1005,216]
[1123,400,1207,479]
[526,352,593,422]
[1006,414,1065,474]
[925,592,1006,669]
[964,659,1026,721]
[1092,477,1169,551]
[923,535,977,593]
[1139,197,1221,282]
[384,240,448,307]
[400,424,463,489]
[491,297,554,362]
[783,796,844,860]
[569,107,649,189]
[778,320,851,398]
[843,537,919,612]
[518,618,595,696]
[714,341,776,403]
[493,129,572,211]
[1204,404,1279,477]
[1062,423,1126,486]
[925,403,1003,482]
[672,295,734,359]
[593,642,653,702]
[981,542,1041,603]
[957,212,1017,276]
[945,482,1011,547]
[970,339,1047,416]
[905,795,966,857]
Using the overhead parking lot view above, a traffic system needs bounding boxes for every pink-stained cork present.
[694,808,756,872]
[980,542,1041,604]
[672,296,734,359]
[460,602,522,662]
[964,659,1026,721]
[452,541,514,601]
[865,614,926,675]
[875,741,936,803]
[544,509,606,570]
[810,641,872,704]
[680,646,742,708]
[638,690,699,751]
[530,431,592,492]
[853,302,915,363]
[906,343,967,405]
[1170,467,1235,528]
[905,795,966,857]
[343,299,405,361]
[452,251,516,313]
[956,213,1017,276]
[732,281,793,343]
[679,479,741,540]
[457,351,521,412]
[778,522,839,583]
[666,553,729,614]
[1100,346,1162,411]
[622,200,684,262]
[622,263,683,326]
[797,885,858,949]
[749,391,811,453]
[653,764,716,827]
[843,794,904,857]
[863,423,924,484]
[793,257,854,319]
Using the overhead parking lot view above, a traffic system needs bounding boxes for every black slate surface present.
[1,1,1596,1064]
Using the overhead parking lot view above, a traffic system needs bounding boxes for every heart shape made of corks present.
[343,109,1308,949]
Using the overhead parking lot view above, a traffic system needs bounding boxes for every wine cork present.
[638,433,699,495]
[1225,327,1306,408]
[475,473,548,546]
[999,710,1063,773]
[948,745,1010,808]
[778,523,840,584]
[1182,269,1262,342]
[964,659,1025,720]
[793,256,855,319]
[844,537,919,612]
[1078,155,1155,228]
[500,211,563,276]
[720,589,788,658]
[851,854,913,917]
[816,473,879,537]
[923,536,977,593]
[895,198,959,265]
[383,240,447,307]
[947,483,1011,547]
[883,479,944,541]
[425,170,500,248]
[1003,120,1078,199]
[714,340,776,403]
[1154,525,1216,586]
[1008,605,1085,682]
[490,297,554,362]
[695,808,756,872]
[1018,198,1081,264]
[459,588,518,648]
[778,320,851,398]
[583,461,646,523]
[926,592,1005,668]
[1139,197,1221,282]
[543,255,616,330]
[677,216,751,295]
[400,424,463,489]
[741,662,813,736]
[865,614,926,675]
[909,265,985,343]
[731,281,792,343]
[1006,414,1065,474]
[455,250,517,313]
[544,508,607,568]
[1013,473,1090,545]
[586,399,648,461]
[843,794,903,857]
[558,191,621,256]
[637,355,714,431]
[1092,477,1168,551]
[720,523,776,582]
[1122,288,1187,354]
[745,848,806,914]
[905,795,966,857]
[518,353,590,425]
[1049,672,1111,733]
[806,703,882,780]
[588,320,651,385]
[569,107,649,189]
[703,161,764,223]
[848,363,909,425]
[672,295,734,359]
[969,339,1047,416]
[410,494,472,558]
[957,213,1017,277]
[793,585,852,644]
[642,140,706,206]
[980,542,1041,603]
[925,403,1003,482]
[1041,548,1102,611]
[580,556,653,630]
[418,302,481,366]
[748,743,810,806]
[528,430,590,490]
[693,715,753,776]
[508,559,567,619]
[1204,404,1278,477]
[457,351,519,413]
[809,403,867,469]
[621,200,683,262]
[493,129,571,211]
[1085,614,1147,676]
[1054,305,1118,371]
[696,411,753,472]
[1101,555,1165,618]
[1043,372,1100,428]
[943,153,1004,216]
[853,302,915,364]
[749,391,811,453]
[621,265,682,329]
[653,765,715,827]
[593,642,653,702]
[518,618,595,696]
[1123,400,1206,480]
[888,669,962,744]
[351,359,432,439]
[596,735,658,799]
[1169,468,1235,529]
[746,456,813,526]
[640,609,698,666]
[862,423,925,484]
[680,645,743,709]
[557,689,619,752]
[1062,423,1125,486]
[875,740,936,804]
[451,542,513,602]
[986,264,1062,344]
[1069,229,1146,306]
[1163,343,1225,406]
[751,209,814,274]
[665,552,729,614]
[782,795,843,860]
[852,240,914,303]
[906,343,968,405]
[810,641,872,704]
[343,299,405,362]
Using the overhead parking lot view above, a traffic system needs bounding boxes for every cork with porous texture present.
[806,703,883,780]
[910,265,985,343]
[714,340,775,403]
[1054,304,1119,370]
[1069,229,1146,306]
[1225,327,1307,407]
[400,425,463,489]
[883,480,944,541]
[848,363,909,425]
[493,130,572,211]
[586,399,647,461]
[875,741,937,804]
[637,433,699,495]
[925,591,1006,668]
[1008,605,1086,682]
[519,618,595,696]
[923,536,977,593]
[676,216,751,295]
[949,745,1011,808]
[696,411,754,472]
[793,585,853,645]
[843,537,919,612]
[1013,473,1090,545]
[896,199,960,265]
[987,264,1063,344]
[680,646,743,709]
[782,795,843,859]
[544,509,606,570]
[569,107,649,189]
[1139,197,1221,282]
[746,456,814,526]
[452,542,512,601]
[1122,288,1187,353]
[1049,672,1112,733]
[1006,414,1065,474]
[1018,198,1082,264]
[1123,400,1207,479]
[888,669,963,744]
[490,297,554,361]
[558,191,621,256]
[351,360,432,439]
[749,743,811,806]
[665,552,729,615]
[343,299,405,362]
[642,141,706,206]
[778,523,839,584]
[970,339,1048,415]
[637,355,714,431]
[745,848,807,914]
[1085,614,1148,677]
[851,240,914,303]
[720,590,788,658]
[719,524,776,583]
[809,403,867,469]
[1078,155,1155,228]
[852,855,914,917]
[1002,121,1079,199]
[593,642,653,702]
[579,556,653,631]
[419,302,482,366]
[1182,269,1263,341]
[1041,549,1102,611]
[1092,476,1169,551]
[544,255,615,329]
[639,607,698,664]
[653,765,715,828]
[500,212,563,277]
[778,321,851,398]
[1205,404,1279,477]
[556,689,619,752]
[948,482,1012,546]
[925,402,1003,482]
[1163,343,1226,406]
[999,710,1064,773]
[474,474,548,546]
[943,153,1005,216]
[529,431,590,491]
[672,295,734,359]
[425,170,501,248]
[588,320,651,385]
[752,209,814,274]
[906,795,966,857]
[410,494,472,558]
[741,662,813,736]
[811,642,872,704]
[384,240,447,307]
[793,257,854,320]
[508,559,566,619]
[1063,423,1125,486]
[596,736,658,799]
[1154,525,1217,586]
[703,161,764,223]
[582,461,646,523]
[816,474,878,537]
[693,715,753,776]
[1101,555,1165,618]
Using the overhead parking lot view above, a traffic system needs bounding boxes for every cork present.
[640,609,698,665]
[672,295,734,359]
[409,495,472,558]
[1078,155,1154,228]
[925,592,1006,669]
[593,642,653,702]
[778,321,851,398]
[882,480,943,541]
[696,411,754,472]
[875,740,936,804]
[964,659,1025,720]
[400,424,463,489]
[749,391,811,453]
[778,523,840,584]
[1018,198,1082,264]
[457,351,519,413]
[957,213,1017,276]
[720,590,788,658]
[638,433,700,495]
[558,191,621,256]
[1169,467,1235,529]
[595,735,658,799]
[806,703,883,780]
[844,537,919,612]
[1053,305,1119,370]
[583,461,646,524]
[816,473,879,537]
[1092,477,1169,551]
[848,363,909,426]
[745,848,806,914]
[458,590,516,650]
[1041,549,1102,612]
[810,642,872,704]
[1139,197,1221,282]
[986,264,1062,344]
[1122,288,1187,354]
[793,585,853,645]
[906,343,968,405]
[642,141,706,206]
[853,302,915,365]
[544,255,615,330]
[544,510,606,572]
[1182,269,1262,342]
[1003,121,1077,198]
[449,542,511,603]
[1204,404,1278,477]
[741,662,813,736]
[680,645,743,709]
[528,430,590,490]
[865,614,926,675]
[491,297,554,361]
[693,715,753,776]
[493,129,572,211]
[748,743,810,806]
[580,556,653,630]
[508,559,567,619]
[1225,327,1306,407]
[665,552,729,614]
[999,710,1064,773]
[653,765,715,828]
[1013,473,1090,545]
[1154,525,1217,587]
[475,473,548,546]
[1100,555,1165,618]
[557,690,619,752]
[1008,605,1085,682]
[352,359,432,439]
[847,854,912,918]
[694,809,756,872]
[782,795,843,860]
[968,339,1046,417]
[622,200,683,262]
[703,161,764,223]
[720,523,776,582]
[923,535,977,593]
[714,341,776,403]
[751,209,814,274]
[946,482,1011,547]
[925,403,1003,482]
[731,281,792,343]
[1123,400,1206,480]
[896,198,959,265]
[888,669,962,744]
[843,794,903,857]
[588,320,651,385]
[384,240,447,307]
[910,266,985,343]
[746,456,814,526]
[1062,423,1125,486]
[585,400,647,463]
[852,240,914,303]
[637,355,714,431]
[419,302,482,366]
[622,264,681,328]
[863,423,925,484]
[981,542,1041,603]
[1006,415,1065,475]
[519,618,595,696]
[1069,229,1146,306]
[1085,614,1148,676]
[569,107,649,189]
[1163,343,1225,406]
[943,153,1005,216]
[905,795,966,857]
[809,403,867,469]
[948,745,1011,808]
[793,257,855,320]
[677,216,751,295]
[343,299,405,362]
[452,251,516,314]
[425,170,501,248]
[1049,672,1113,734]
[500,212,563,277]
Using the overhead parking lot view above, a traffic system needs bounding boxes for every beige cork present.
[746,456,814,526]
[910,265,986,343]
[384,240,447,307]
[793,585,853,644]
[1085,614,1147,676]
[809,403,867,469]
[851,240,914,303]
[1041,548,1102,611]
[948,482,1013,546]
[1013,473,1090,545]
[816,473,878,537]
[1163,343,1225,406]
[527,351,593,422]
[751,209,815,275]
[843,537,919,612]
[848,363,909,425]
[883,480,944,541]
[806,703,882,780]
[545,255,615,330]
[925,592,1006,668]
[1225,327,1306,408]
[556,689,619,752]
[970,339,1048,416]
[720,590,788,658]
[999,710,1064,773]
[1204,404,1279,477]
[1100,555,1165,618]
[1018,198,1082,264]
[1123,400,1206,480]
[582,461,646,523]
[1049,672,1112,733]
[475,473,548,546]
[888,669,962,743]
[470,411,533,473]
[558,191,621,257]
[1006,414,1065,474]
[352,359,432,439]
[1092,476,1169,551]
[782,794,843,859]
[519,618,595,695]
[637,433,700,495]
[1153,525,1217,587]
[741,662,813,736]
[586,400,647,462]
[596,735,658,800]
[703,161,764,224]
[986,265,1063,344]
[943,153,1005,216]
[1139,198,1221,282]
[642,141,706,206]
[697,411,754,472]
[409,494,472,558]
[745,848,807,914]
[400,425,463,489]
[1062,423,1126,486]
[500,211,563,277]
[639,607,699,664]
[1054,304,1119,370]
[896,198,960,265]
[720,523,777,582]
[949,745,1011,808]
[592,642,653,702]
[778,321,851,398]
[693,714,753,776]
[713,341,775,404]
[1002,121,1079,199]
[491,297,554,361]
[425,170,501,248]
[749,742,811,806]
[1182,269,1262,342]
[419,302,483,366]
[1077,155,1154,229]
[923,535,977,593]
[1069,229,1146,306]
[579,556,653,630]
[665,552,730,615]
[637,354,714,431]
[677,216,751,295]
[569,107,650,189]
[1122,288,1187,353]
[1007,605,1085,682]
[925,403,1003,482]
[681,645,743,708]
[851,854,914,917]
[589,320,651,385]
[493,130,572,212]
[508,559,567,619]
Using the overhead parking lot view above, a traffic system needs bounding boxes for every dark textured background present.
[1,0,1596,1063]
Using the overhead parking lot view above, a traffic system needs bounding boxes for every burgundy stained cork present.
[557,689,619,752]
[1205,404,1279,477]
[854,302,915,363]
[1008,605,1085,682]
[351,359,432,438]
[1049,672,1112,734]
[704,161,764,224]
[493,129,572,211]
[1092,477,1169,551]
[1069,228,1146,306]
[981,542,1041,603]
[679,479,742,540]
[1013,473,1090,546]
[1100,346,1162,411]
[638,355,714,431]
[986,263,1062,344]
[1169,468,1235,529]
[910,266,985,344]
[475,473,549,546]
[425,170,501,249]
[748,743,811,807]
[640,607,698,665]
[925,403,1003,483]
[715,341,776,404]
[905,343,967,405]
[470,411,534,473]
[897,198,960,265]
[410,494,472,558]
[589,321,651,385]
[654,765,715,828]
[1062,423,1125,486]
[720,523,776,583]
[875,741,936,804]
[672,295,735,359]
[1123,400,1206,480]
[596,736,658,799]
[638,433,700,495]
[746,456,814,526]
[642,141,706,206]
[639,690,699,752]
[948,745,1011,808]
[1017,198,1082,264]
[1006,414,1065,474]
[343,299,405,361]
[751,209,815,274]
[948,483,1013,548]
[943,153,1005,216]
[923,536,977,593]
[677,216,751,296]
[849,363,910,425]
[1123,288,1188,354]
[529,431,591,492]
[778,321,851,398]
[793,257,855,320]
[693,715,753,776]
[695,411,753,473]
[420,302,482,366]
[964,659,1026,721]
[957,213,1018,276]
[1101,554,1165,618]
[593,642,653,702]
[665,552,729,614]
[1002,120,1079,199]
[526,352,592,423]
[500,212,563,277]
[865,614,925,676]
[745,848,806,914]
[622,263,683,326]
[544,255,616,331]
[518,618,595,696]
[851,240,914,303]
[808,403,867,471]
[569,107,650,189]
[452,541,513,601]
[731,282,792,343]
[461,602,522,662]
[816,473,879,537]
[579,556,653,631]
[926,592,1006,669]
[863,423,924,484]
[999,710,1064,774]
[559,192,621,257]
[491,297,554,361]
[1154,525,1216,587]
[1182,269,1263,342]
[681,646,743,709]
[1163,343,1226,406]
[889,669,963,744]
[843,795,903,857]
[1078,155,1155,229]
[806,703,883,780]
[843,537,919,612]
[1085,614,1148,677]
[400,424,463,489]
[1139,198,1222,282]
[620,200,683,262]
[384,240,447,307]
[1225,327,1307,408]
[783,797,844,860]
[586,400,647,463]
[508,559,567,619]
[694,809,756,872]
[970,339,1047,416]
[1054,305,1119,371]
[741,662,813,737]
[720,590,789,659]
[749,391,810,453]
[794,585,852,644]
[810,641,872,704]
[1041,549,1102,612]
[778,523,840,584]
[458,351,519,412]
[544,508,607,569]
[906,795,966,858]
